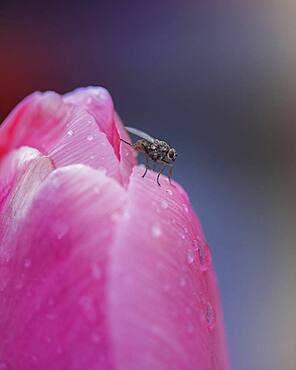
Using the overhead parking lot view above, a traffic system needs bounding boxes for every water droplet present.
[98,167,107,175]
[91,332,101,343]
[181,234,186,240]
[52,221,69,240]
[24,258,32,269]
[122,210,131,220]
[179,277,187,287]
[45,336,52,343]
[182,203,189,213]
[46,313,56,320]
[187,322,195,333]
[79,296,97,322]
[166,189,173,196]
[86,97,93,104]
[156,261,165,270]
[0,279,8,292]
[87,135,94,141]
[152,224,162,238]
[56,346,63,355]
[91,262,102,280]
[160,200,169,209]
[187,250,195,264]
[90,155,96,160]
[31,355,38,363]
[163,283,171,292]
[15,275,24,290]
[67,129,74,136]
[185,307,191,315]
[206,302,216,330]
[48,297,55,306]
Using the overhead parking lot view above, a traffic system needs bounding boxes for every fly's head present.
[167,147,178,162]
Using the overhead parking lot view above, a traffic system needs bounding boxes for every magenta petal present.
[0,88,229,369]
[63,87,136,187]
[0,165,127,370]
[108,167,230,370]
[0,89,135,185]
[63,87,121,158]
[0,147,54,245]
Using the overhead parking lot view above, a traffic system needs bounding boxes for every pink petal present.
[0,147,54,247]
[63,87,121,159]
[108,167,230,370]
[0,88,229,369]
[0,88,135,186]
[0,163,127,370]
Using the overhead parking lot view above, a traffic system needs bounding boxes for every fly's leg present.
[142,154,150,178]
[120,138,132,146]
[157,163,166,186]
[167,164,173,185]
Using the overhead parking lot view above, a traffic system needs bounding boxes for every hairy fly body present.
[120,127,177,186]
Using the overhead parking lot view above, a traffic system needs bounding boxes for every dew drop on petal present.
[187,250,195,264]
[0,279,8,292]
[122,210,131,220]
[24,258,32,269]
[166,188,173,196]
[163,283,171,292]
[187,322,195,334]
[79,296,97,322]
[45,336,52,343]
[91,262,102,280]
[67,129,74,136]
[48,297,55,306]
[52,221,69,240]
[185,307,191,315]
[152,224,162,238]
[98,167,107,175]
[91,332,101,344]
[160,199,169,209]
[87,135,94,141]
[182,203,189,213]
[56,346,63,355]
[179,277,187,287]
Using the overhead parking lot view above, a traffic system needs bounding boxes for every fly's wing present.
[125,127,155,143]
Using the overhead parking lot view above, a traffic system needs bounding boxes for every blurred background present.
[1,1,295,369]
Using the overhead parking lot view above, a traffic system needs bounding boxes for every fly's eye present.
[168,148,176,160]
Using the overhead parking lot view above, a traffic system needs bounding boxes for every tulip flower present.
[0,87,230,370]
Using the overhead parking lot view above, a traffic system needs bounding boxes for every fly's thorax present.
[144,140,169,161]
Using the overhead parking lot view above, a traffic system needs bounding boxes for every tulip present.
[0,87,230,370]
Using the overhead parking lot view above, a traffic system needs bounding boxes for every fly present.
[120,126,178,186]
